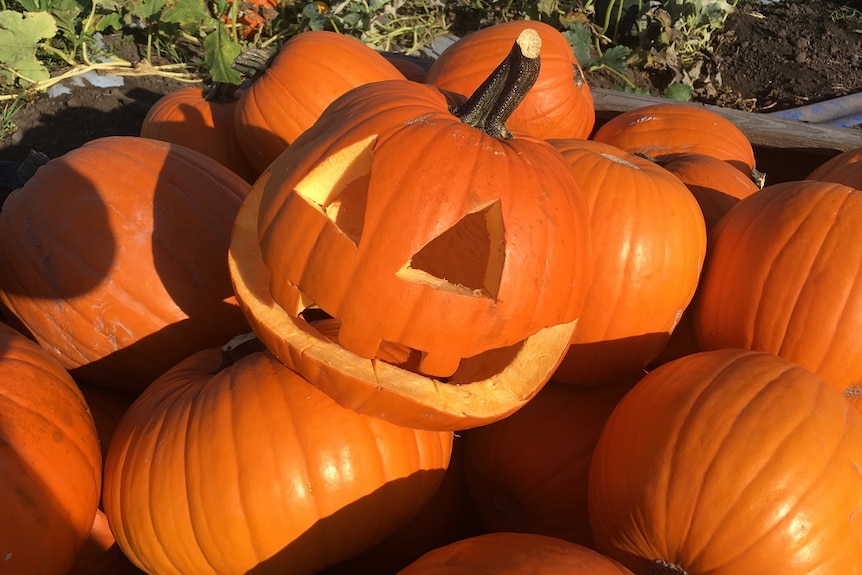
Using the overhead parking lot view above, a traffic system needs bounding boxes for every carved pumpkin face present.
[230,32,593,429]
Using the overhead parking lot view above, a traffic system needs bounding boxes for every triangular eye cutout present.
[294,135,376,246]
[398,199,505,300]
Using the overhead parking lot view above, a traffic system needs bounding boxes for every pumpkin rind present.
[693,179,862,394]
[426,20,595,140]
[140,86,258,183]
[396,532,634,574]
[806,146,862,189]
[589,348,862,574]
[233,30,407,174]
[0,136,252,391]
[548,139,706,385]
[462,378,635,547]
[0,321,102,575]
[103,341,453,575]
[592,102,756,174]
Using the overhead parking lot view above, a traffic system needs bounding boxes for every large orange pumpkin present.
[103,335,454,575]
[589,348,862,573]
[592,102,756,175]
[0,321,102,575]
[396,532,634,574]
[426,20,595,140]
[233,30,406,174]
[229,29,593,430]
[140,85,258,183]
[0,136,252,392]
[548,138,706,385]
[692,179,862,395]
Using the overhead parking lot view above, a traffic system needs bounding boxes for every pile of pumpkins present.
[3,18,862,575]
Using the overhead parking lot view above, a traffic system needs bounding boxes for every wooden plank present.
[591,88,862,153]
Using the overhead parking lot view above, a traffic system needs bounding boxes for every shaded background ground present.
[1,0,861,167]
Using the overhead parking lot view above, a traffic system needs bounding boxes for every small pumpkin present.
[103,335,454,575]
[426,20,595,140]
[140,85,258,182]
[0,136,252,391]
[589,348,862,574]
[592,102,756,175]
[806,145,862,189]
[692,179,862,395]
[548,138,706,385]
[233,30,407,174]
[229,29,593,430]
[396,532,634,574]
[0,320,102,575]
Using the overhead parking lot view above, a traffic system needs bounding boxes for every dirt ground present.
[1,0,861,176]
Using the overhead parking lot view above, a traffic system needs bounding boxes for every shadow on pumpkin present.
[317,436,485,575]
[552,331,669,385]
[1,446,89,575]
[0,138,251,393]
[236,469,449,575]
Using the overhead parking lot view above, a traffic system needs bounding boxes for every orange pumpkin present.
[806,145,862,189]
[426,20,595,140]
[693,179,862,395]
[589,348,862,573]
[140,85,258,183]
[233,30,406,174]
[103,335,454,575]
[0,136,252,392]
[462,378,635,547]
[653,151,761,232]
[548,139,706,385]
[592,103,756,174]
[396,532,634,574]
[229,29,593,430]
[0,321,102,575]
[646,151,761,367]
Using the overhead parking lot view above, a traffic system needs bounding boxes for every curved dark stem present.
[450,28,542,139]
[215,332,267,373]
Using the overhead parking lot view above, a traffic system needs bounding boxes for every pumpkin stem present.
[450,28,542,139]
[215,332,267,372]
[650,560,688,575]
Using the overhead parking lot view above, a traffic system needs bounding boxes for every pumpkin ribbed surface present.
[693,179,862,394]
[426,20,595,140]
[589,349,862,574]
[592,103,756,174]
[103,342,453,575]
[233,30,406,174]
[0,136,251,391]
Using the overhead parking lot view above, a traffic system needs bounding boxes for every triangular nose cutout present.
[294,135,376,246]
[398,199,505,300]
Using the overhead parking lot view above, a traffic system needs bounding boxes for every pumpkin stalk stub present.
[451,28,542,139]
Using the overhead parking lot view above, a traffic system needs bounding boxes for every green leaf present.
[562,23,592,66]
[598,44,631,73]
[127,0,166,22]
[0,10,57,87]
[162,0,210,35]
[662,82,693,101]
[204,22,242,84]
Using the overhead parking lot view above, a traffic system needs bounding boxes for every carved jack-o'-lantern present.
[229,30,593,430]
